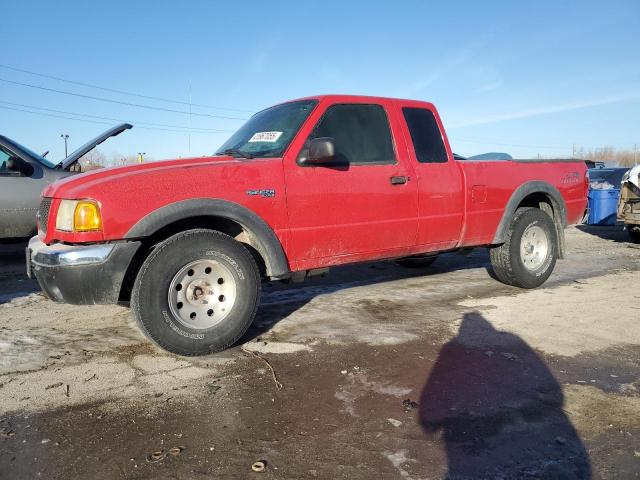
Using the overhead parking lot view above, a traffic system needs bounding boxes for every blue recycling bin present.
[587,189,620,225]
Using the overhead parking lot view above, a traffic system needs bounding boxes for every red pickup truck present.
[28,95,588,356]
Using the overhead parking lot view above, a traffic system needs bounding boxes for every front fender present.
[125,198,290,278]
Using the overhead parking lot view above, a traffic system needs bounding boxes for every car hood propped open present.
[60,123,133,169]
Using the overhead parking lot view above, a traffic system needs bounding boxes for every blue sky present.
[1,0,638,161]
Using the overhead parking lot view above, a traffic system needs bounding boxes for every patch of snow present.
[242,341,312,354]
[382,450,417,479]
[387,418,403,427]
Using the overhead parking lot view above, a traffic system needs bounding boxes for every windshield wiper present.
[217,148,253,159]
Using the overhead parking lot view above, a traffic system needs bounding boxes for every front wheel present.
[132,229,261,356]
[490,208,558,289]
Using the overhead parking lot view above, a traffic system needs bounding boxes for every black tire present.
[395,255,438,269]
[627,225,640,244]
[489,208,557,289]
[131,229,261,356]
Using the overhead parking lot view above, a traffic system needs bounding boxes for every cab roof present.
[279,94,436,110]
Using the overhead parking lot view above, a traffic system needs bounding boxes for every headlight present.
[55,199,102,232]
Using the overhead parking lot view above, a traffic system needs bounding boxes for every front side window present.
[402,107,448,163]
[216,100,318,158]
[0,146,15,175]
[0,137,55,168]
[306,104,396,165]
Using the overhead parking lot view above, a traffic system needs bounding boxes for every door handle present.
[390,175,409,185]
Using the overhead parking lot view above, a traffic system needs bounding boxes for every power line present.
[0,77,248,121]
[0,63,255,114]
[0,104,229,134]
[0,100,233,133]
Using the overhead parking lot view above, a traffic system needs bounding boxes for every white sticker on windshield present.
[248,131,283,143]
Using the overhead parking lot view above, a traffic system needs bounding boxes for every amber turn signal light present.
[73,201,102,232]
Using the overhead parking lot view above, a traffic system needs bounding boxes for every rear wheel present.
[627,225,640,244]
[132,229,260,356]
[490,208,557,288]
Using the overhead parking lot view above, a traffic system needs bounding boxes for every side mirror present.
[298,137,340,166]
[298,137,348,168]
[308,137,336,164]
[6,156,34,176]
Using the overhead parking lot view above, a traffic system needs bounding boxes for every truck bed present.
[456,159,587,247]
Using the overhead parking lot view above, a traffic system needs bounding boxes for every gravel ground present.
[0,225,639,479]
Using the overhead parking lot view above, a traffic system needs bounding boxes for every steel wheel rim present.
[520,225,549,271]
[168,259,237,330]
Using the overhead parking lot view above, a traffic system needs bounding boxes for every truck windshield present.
[216,99,318,158]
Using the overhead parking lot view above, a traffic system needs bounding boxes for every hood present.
[43,154,244,198]
[60,123,132,169]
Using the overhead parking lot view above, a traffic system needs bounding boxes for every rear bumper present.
[28,237,140,304]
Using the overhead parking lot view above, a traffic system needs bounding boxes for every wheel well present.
[515,192,566,259]
[118,215,268,302]
[517,192,556,220]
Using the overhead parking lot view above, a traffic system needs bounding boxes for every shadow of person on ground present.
[419,312,591,479]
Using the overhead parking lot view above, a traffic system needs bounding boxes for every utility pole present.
[60,134,69,157]
[634,144,638,165]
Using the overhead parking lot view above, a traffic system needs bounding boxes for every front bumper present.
[27,237,141,305]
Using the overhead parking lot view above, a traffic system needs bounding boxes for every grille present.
[38,197,52,234]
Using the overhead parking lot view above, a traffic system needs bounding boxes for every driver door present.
[284,101,418,267]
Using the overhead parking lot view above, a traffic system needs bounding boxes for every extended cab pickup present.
[27,95,588,356]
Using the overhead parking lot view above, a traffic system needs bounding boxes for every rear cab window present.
[303,103,396,165]
[402,107,449,163]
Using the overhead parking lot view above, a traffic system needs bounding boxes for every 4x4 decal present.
[246,189,276,198]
